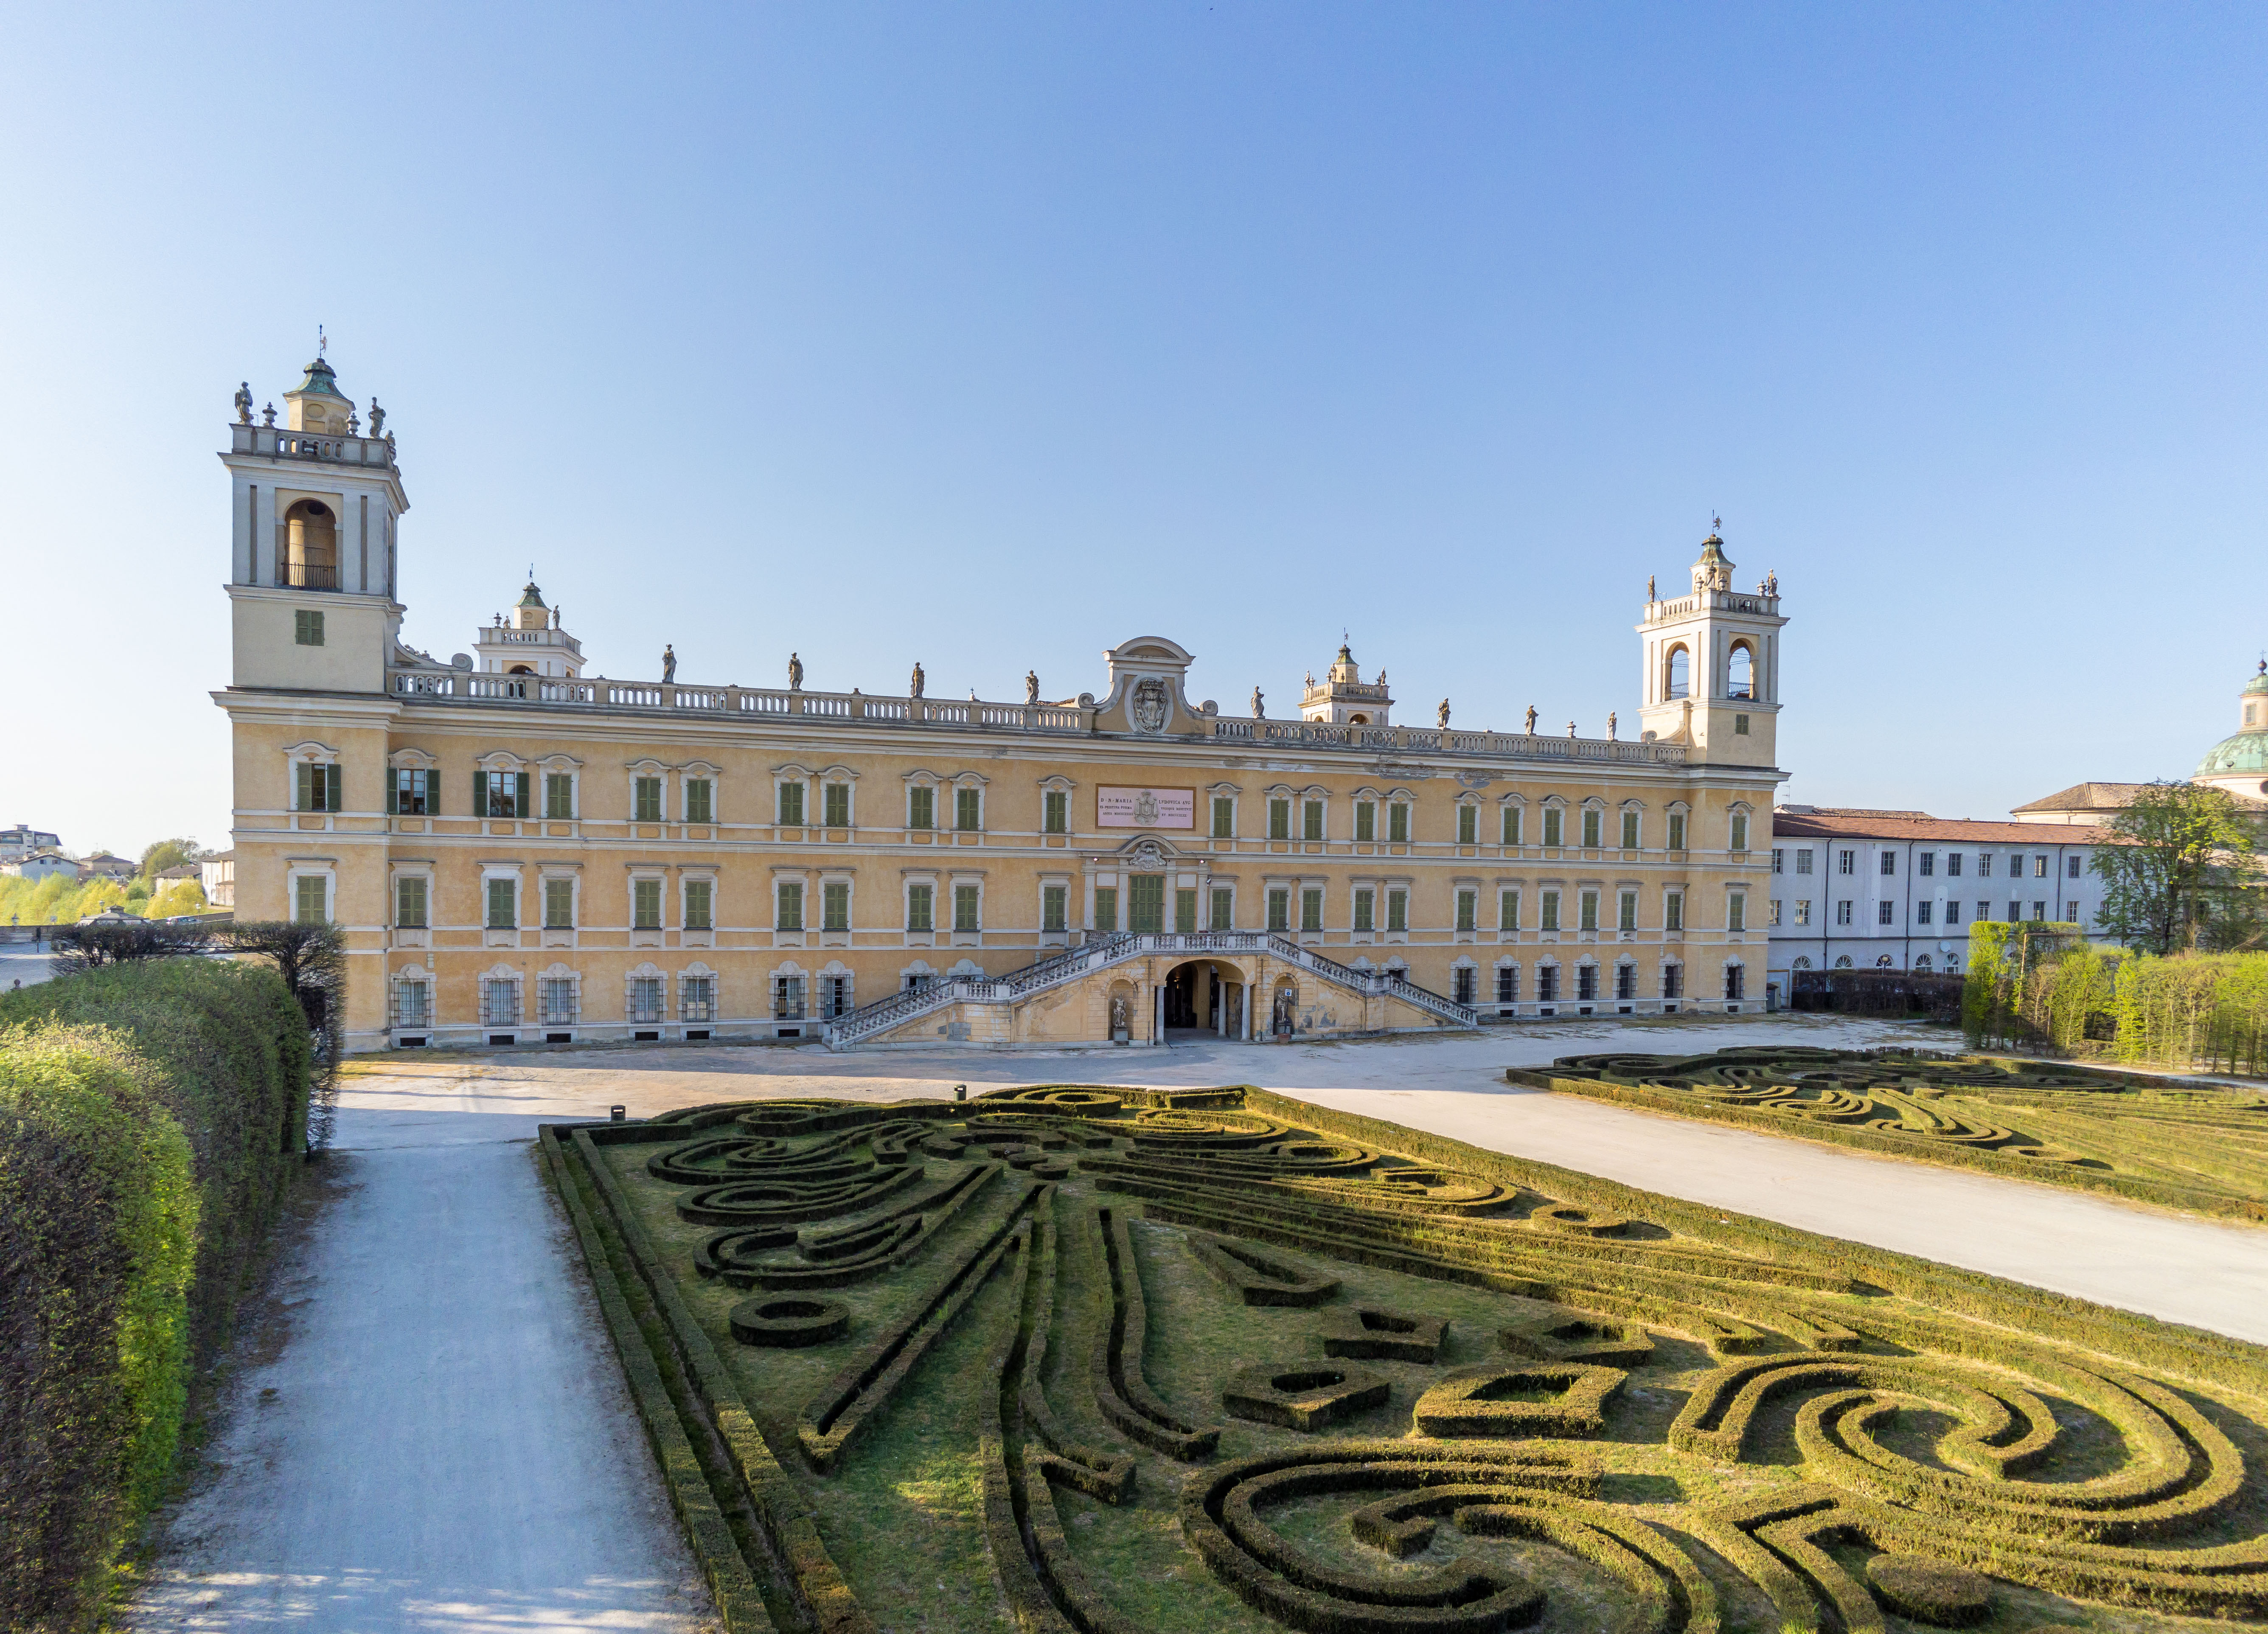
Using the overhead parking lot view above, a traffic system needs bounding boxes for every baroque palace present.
[216,354,1789,1052]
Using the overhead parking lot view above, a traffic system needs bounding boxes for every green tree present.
[146,878,209,918]
[2091,782,2265,954]
[137,837,205,887]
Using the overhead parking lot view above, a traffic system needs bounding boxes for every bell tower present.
[1635,528,1786,766]
[220,349,410,694]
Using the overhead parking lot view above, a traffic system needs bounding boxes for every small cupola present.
[1302,640,1392,726]
[284,351,355,434]
[1690,529,1735,595]
[514,578,550,631]
[474,574,584,679]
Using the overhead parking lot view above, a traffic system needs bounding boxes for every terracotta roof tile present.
[1771,810,2107,844]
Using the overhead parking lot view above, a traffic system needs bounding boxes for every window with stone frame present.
[685,880,714,931]
[296,876,330,925]
[1303,800,1325,841]
[1388,803,1410,844]
[1212,796,1235,838]
[1540,890,1561,932]
[395,876,428,929]
[825,782,852,827]
[1502,805,1522,846]
[821,882,848,932]
[1579,890,1599,932]
[1355,802,1376,842]
[907,883,935,932]
[636,878,666,929]
[1300,888,1324,932]
[777,781,806,825]
[1543,807,1564,848]
[1043,884,1069,933]
[544,879,574,929]
[955,788,982,831]
[1458,805,1477,845]
[954,884,980,932]
[685,778,713,824]
[391,768,432,816]
[772,881,801,932]
[1664,891,1683,932]
[1499,889,1520,932]
[1386,889,1408,933]
[909,786,935,829]
[1091,886,1115,932]
[1582,809,1602,848]
[1176,888,1198,933]
[1623,810,1641,850]
[1619,890,1638,932]
[1455,889,1476,932]
[1269,798,1291,840]
[1666,811,1685,851]
[633,775,662,822]
[1731,813,1749,851]
[1044,790,1069,834]
[1208,887,1233,930]
[295,762,342,814]
[545,773,575,820]
[1267,888,1291,932]
[1353,888,1375,932]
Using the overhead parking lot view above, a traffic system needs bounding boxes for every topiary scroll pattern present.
[544,1083,2268,1634]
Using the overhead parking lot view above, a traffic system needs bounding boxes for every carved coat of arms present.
[1132,789,1160,825]
[1131,677,1169,733]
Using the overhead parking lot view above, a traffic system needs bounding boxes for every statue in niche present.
[1272,986,1297,1035]
[1437,699,1451,729]
[1025,670,1039,705]
[369,399,385,437]
[1525,705,1538,735]
[233,382,253,424]
[910,662,925,699]
[662,644,677,683]
[1607,711,1618,741]
[1109,994,1129,1036]
[788,652,803,690]
[1251,686,1265,719]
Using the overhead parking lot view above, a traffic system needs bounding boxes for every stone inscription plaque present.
[1097,786,1195,829]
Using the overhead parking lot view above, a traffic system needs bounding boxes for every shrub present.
[0,1026,197,1631]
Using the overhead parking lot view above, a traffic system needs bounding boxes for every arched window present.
[285,499,337,589]
[1914,954,1933,972]
[1792,956,1812,970]
[1833,955,1853,969]
[1728,642,1755,700]
[1665,645,1690,699]
[1876,954,1895,968]
[1349,713,1368,725]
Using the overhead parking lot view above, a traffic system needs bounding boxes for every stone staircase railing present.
[820,931,1476,1048]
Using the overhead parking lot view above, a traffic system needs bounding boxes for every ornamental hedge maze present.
[542,1083,2268,1634]
[1510,1047,2268,1223]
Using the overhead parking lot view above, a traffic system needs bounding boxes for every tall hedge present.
[0,960,310,1629]
[1965,932,2268,1076]
[0,1028,197,1629]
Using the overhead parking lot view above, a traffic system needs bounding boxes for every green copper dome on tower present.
[2194,659,2268,785]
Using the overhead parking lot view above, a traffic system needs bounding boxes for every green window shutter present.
[1212,797,1233,838]
[822,881,848,931]
[514,772,529,817]
[954,884,980,931]
[907,884,933,931]
[1502,806,1520,846]
[688,880,714,930]
[1353,890,1373,932]
[424,769,438,816]
[956,787,980,830]
[1500,890,1519,932]
[686,780,712,823]
[386,772,397,815]
[1389,804,1409,843]
[1457,891,1476,932]
[474,770,488,816]
[1582,810,1600,848]
[825,783,850,827]
[1387,891,1406,932]
[1043,885,1067,933]
[1267,890,1289,932]
[1210,887,1232,931]
[779,782,804,825]
[1300,889,1323,932]
[1269,799,1289,840]
[326,766,342,812]
[295,761,311,812]
[1093,887,1116,932]
[1303,801,1323,841]
[910,787,933,829]
[1458,806,1476,844]
[1175,888,1196,933]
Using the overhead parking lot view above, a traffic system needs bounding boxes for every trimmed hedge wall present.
[0,960,309,1631]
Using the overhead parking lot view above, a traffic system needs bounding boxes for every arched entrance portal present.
[1162,959,1250,1040]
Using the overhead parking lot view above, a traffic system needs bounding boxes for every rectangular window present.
[624,977,662,1024]
[1624,811,1642,850]
[1836,900,1853,926]
[820,881,847,932]
[1536,965,1558,1002]
[1454,967,1475,1005]
[777,781,805,825]
[1880,851,1896,876]
[634,776,662,822]
[544,878,574,929]
[395,979,430,1028]
[773,976,805,1021]
[1541,890,1561,932]
[2032,900,2046,921]
[392,768,431,816]
[1977,853,1992,878]
[539,978,576,1026]
[1456,890,1476,932]
[956,787,981,831]
[292,875,327,924]
[1944,900,1959,924]
[954,884,980,932]
[907,883,935,931]
[909,786,935,829]
[2067,855,2081,879]
[1044,790,1068,834]
[1620,890,1639,932]
[482,977,521,1028]
[1353,888,1375,932]
[1948,852,1964,877]
[1543,807,1563,848]
[1660,963,1681,999]
[1496,966,1518,1003]
[685,880,715,931]
[1267,888,1291,932]
[395,876,428,929]
[1976,900,1990,922]
[1043,884,1068,933]
[1877,900,1895,926]
[1616,963,1636,1000]
[1767,897,1783,927]
[1795,848,1813,875]
[1734,713,1749,735]
[1458,806,1477,845]
[1209,887,1233,931]
[1730,813,1749,851]
[1725,965,1746,1000]
[1303,800,1325,841]
[1301,888,1324,932]
[1386,889,1408,932]
[1916,900,1932,926]
[1176,887,1198,933]
[1499,889,1520,932]
[295,609,324,646]
[1579,890,1599,932]
[1577,964,1597,1001]
[1502,806,1522,847]
[1664,892,1683,932]
[1269,798,1291,840]
[1091,886,1114,933]
[1666,811,1684,851]
[545,772,575,820]
[772,881,801,932]
[1582,809,1602,848]
[1212,796,1235,838]
[486,877,515,929]
[1128,875,1164,933]
[684,778,713,824]
[681,976,714,1023]
[480,769,526,820]
[636,877,665,929]
[2032,856,2048,879]
[1356,802,1376,842]
[296,762,342,813]
[1834,849,1852,875]
[1794,898,1811,925]
[825,782,851,828]
[1389,803,1410,844]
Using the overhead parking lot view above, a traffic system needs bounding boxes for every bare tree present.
[48,919,212,977]
[222,921,346,1154]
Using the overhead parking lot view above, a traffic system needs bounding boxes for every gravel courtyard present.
[126,1014,2268,1631]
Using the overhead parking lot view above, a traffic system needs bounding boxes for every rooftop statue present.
[234,382,253,424]
[1525,705,1537,735]
[910,662,925,699]
[1250,686,1265,719]
[1025,670,1039,705]
[662,644,677,683]
[788,652,803,690]
[369,399,385,437]
[1437,699,1451,729]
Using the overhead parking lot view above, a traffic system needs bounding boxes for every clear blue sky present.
[3,5,2264,859]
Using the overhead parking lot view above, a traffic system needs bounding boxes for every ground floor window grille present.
[1495,967,1517,1004]
[393,979,430,1028]
[1577,964,1598,1001]
[904,972,935,993]
[539,979,578,1026]
[681,976,714,1023]
[775,976,806,1020]
[1615,964,1636,1000]
[1662,964,1683,999]
[479,978,520,1028]
[1724,965,1745,1000]
[821,975,853,1019]
[1536,965,1558,1002]
[1453,967,1474,1005]
[629,977,664,1024]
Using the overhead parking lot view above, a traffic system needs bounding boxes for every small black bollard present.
[610,1105,626,1123]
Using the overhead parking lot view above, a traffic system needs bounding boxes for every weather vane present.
[318,324,327,359]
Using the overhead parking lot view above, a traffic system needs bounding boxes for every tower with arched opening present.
[1635,528,1786,766]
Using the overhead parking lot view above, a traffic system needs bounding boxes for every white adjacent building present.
[1765,807,2103,996]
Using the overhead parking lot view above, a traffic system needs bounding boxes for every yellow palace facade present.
[216,355,1791,1052]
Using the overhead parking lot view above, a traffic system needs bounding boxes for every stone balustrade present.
[229,421,396,467]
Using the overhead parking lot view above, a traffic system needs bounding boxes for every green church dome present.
[2197,730,2268,777]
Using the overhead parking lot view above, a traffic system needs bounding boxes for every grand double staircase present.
[820,931,1477,1049]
